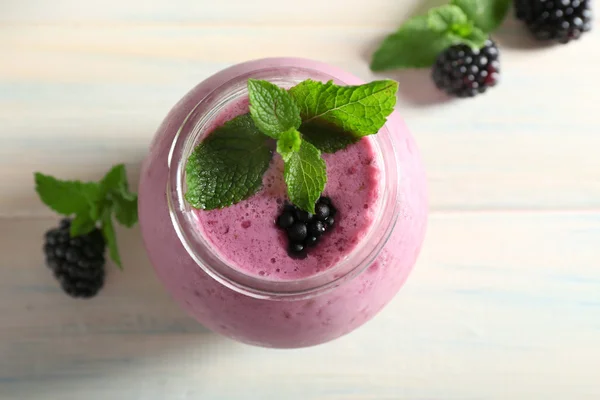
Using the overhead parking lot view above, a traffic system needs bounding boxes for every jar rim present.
[166,59,401,301]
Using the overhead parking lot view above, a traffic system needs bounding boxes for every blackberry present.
[275,197,337,257]
[44,219,106,298]
[515,0,592,43]
[432,39,500,98]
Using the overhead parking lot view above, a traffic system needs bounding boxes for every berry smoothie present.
[138,58,428,348]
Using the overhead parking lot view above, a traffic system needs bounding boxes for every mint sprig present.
[290,79,398,153]
[184,113,273,210]
[34,164,138,269]
[281,140,327,213]
[370,0,509,71]
[185,78,398,214]
[246,79,327,213]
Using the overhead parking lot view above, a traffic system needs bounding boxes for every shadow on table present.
[0,168,229,398]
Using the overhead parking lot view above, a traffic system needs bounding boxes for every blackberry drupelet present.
[314,202,331,221]
[43,219,106,298]
[288,222,308,243]
[432,39,500,98]
[276,197,337,257]
[515,0,592,43]
[308,220,326,237]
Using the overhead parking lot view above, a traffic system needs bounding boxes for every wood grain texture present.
[1,0,599,398]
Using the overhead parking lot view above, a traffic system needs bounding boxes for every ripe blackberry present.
[432,39,500,98]
[275,197,337,257]
[515,0,592,43]
[43,219,106,298]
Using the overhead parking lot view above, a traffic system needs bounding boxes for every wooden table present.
[2,1,599,399]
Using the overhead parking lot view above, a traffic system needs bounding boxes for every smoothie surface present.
[192,98,383,281]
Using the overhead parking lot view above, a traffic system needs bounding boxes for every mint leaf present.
[276,128,302,157]
[299,123,360,154]
[289,80,397,152]
[101,164,128,193]
[427,5,469,32]
[99,163,138,226]
[248,79,301,139]
[185,113,273,210]
[101,210,121,269]
[113,195,138,228]
[70,212,96,237]
[370,16,458,70]
[282,140,326,214]
[34,173,98,215]
[100,163,135,200]
[451,0,511,33]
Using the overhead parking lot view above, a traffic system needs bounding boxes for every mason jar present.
[138,57,428,348]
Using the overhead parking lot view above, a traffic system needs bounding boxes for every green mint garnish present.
[33,175,98,217]
[371,14,458,71]
[281,140,327,214]
[34,164,138,269]
[184,113,273,210]
[184,78,397,214]
[101,208,120,268]
[247,79,326,213]
[289,79,398,153]
[248,79,301,139]
[370,0,509,71]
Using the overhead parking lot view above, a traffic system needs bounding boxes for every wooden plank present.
[1,213,598,399]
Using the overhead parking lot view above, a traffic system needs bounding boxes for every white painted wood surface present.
[1,1,599,399]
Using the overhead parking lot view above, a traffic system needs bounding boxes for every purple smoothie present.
[138,58,428,348]
[195,100,382,281]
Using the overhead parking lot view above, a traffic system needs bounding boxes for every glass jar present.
[138,57,428,348]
